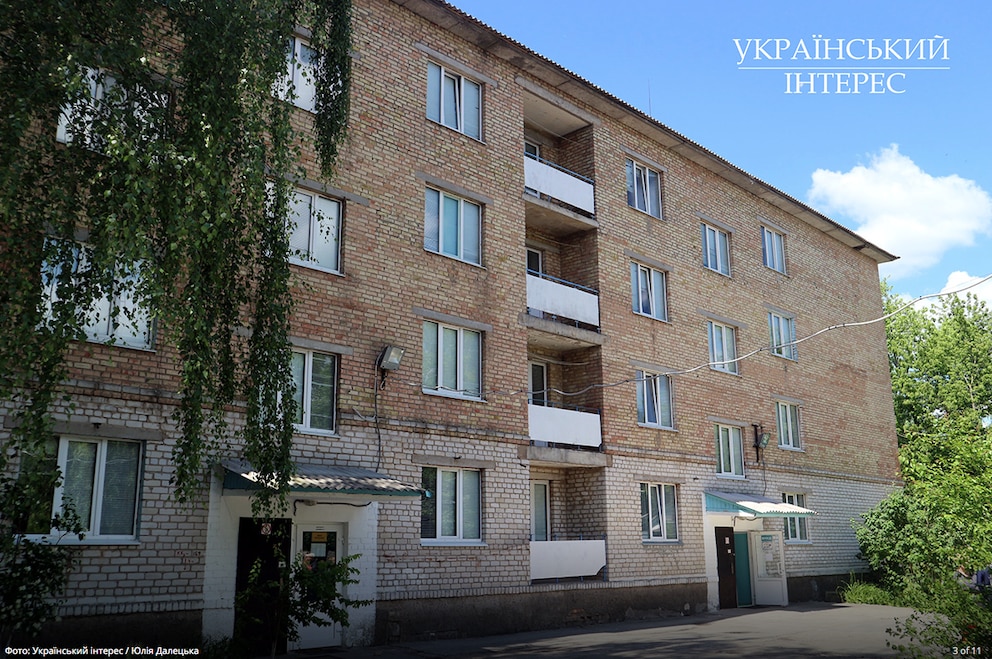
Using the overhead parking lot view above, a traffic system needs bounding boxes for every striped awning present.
[222,460,421,497]
[705,490,817,517]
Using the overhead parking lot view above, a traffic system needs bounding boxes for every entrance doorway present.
[734,532,753,606]
[294,524,345,649]
[235,518,292,656]
[715,527,737,608]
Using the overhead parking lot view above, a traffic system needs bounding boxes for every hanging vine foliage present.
[0,0,353,539]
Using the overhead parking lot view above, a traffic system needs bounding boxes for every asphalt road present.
[315,602,925,658]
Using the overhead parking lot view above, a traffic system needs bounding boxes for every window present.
[422,321,482,399]
[289,188,341,272]
[768,312,797,360]
[636,370,674,429]
[640,483,678,541]
[625,159,662,219]
[531,480,550,541]
[526,247,543,275]
[715,424,745,477]
[291,350,338,433]
[426,62,481,140]
[776,401,802,450]
[421,466,481,542]
[630,263,668,321]
[708,321,738,374]
[701,223,731,275]
[783,493,809,542]
[424,187,481,265]
[41,241,153,349]
[277,36,318,112]
[529,361,547,406]
[57,67,167,148]
[761,226,786,273]
[27,437,142,540]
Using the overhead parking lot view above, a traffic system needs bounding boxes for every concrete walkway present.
[316,603,915,659]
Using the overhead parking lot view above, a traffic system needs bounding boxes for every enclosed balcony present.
[528,402,602,449]
[526,272,599,329]
[530,535,607,581]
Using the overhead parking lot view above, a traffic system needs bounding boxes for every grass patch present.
[840,579,901,605]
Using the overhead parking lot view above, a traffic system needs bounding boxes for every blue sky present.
[452,0,992,306]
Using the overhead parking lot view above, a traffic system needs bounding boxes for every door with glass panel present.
[531,480,550,542]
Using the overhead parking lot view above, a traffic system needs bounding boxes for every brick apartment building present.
[9,0,900,649]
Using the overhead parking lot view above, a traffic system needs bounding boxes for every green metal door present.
[734,532,753,606]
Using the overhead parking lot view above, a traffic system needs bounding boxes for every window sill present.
[637,422,676,432]
[716,473,746,480]
[81,337,156,353]
[426,117,485,145]
[422,388,485,403]
[294,427,340,439]
[627,205,664,221]
[702,266,732,278]
[778,445,804,452]
[289,260,344,277]
[632,311,670,324]
[420,539,487,548]
[642,538,681,546]
[785,539,812,545]
[763,264,789,277]
[424,247,485,269]
[709,366,741,377]
[19,535,140,546]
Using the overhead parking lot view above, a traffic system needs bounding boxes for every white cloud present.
[808,145,992,280]
[938,271,992,308]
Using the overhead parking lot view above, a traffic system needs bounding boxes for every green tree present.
[855,284,992,654]
[0,0,351,638]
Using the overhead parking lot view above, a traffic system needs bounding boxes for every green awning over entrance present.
[705,490,816,517]
[222,460,421,497]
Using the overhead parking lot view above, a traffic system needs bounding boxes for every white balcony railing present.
[528,403,602,448]
[530,539,606,580]
[526,273,600,328]
[524,156,595,215]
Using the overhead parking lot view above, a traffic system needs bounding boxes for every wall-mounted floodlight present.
[753,424,771,461]
[378,345,405,371]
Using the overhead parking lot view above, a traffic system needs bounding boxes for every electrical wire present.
[397,272,992,401]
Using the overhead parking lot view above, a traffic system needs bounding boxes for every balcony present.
[526,272,599,329]
[524,156,598,237]
[528,402,602,449]
[530,536,607,581]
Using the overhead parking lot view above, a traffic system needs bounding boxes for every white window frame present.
[640,482,678,542]
[630,263,668,322]
[768,311,797,360]
[708,321,739,374]
[426,62,482,140]
[424,187,482,265]
[636,370,674,429]
[528,361,548,406]
[288,187,342,273]
[701,223,731,276]
[625,159,662,219]
[28,436,142,542]
[291,350,338,434]
[57,67,168,148]
[783,493,810,542]
[421,466,482,544]
[761,226,786,274]
[421,321,482,400]
[715,424,745,478]
[526,247,544,275]
[776,401,802,450]
[531,480,550,542]
[277,35,318,112]
[41,241,154,350]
